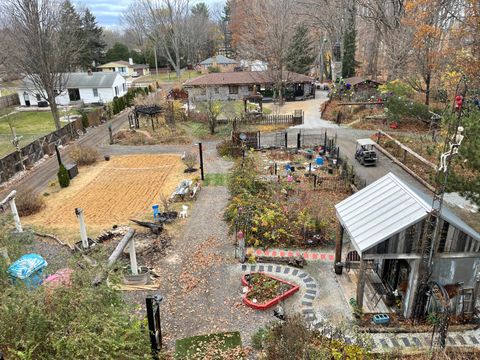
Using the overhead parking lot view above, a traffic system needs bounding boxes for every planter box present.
[241,272,299,310]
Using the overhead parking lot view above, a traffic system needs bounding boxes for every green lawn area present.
[203,173,228,186]
[175,331,244,359]
[0,111,57,158]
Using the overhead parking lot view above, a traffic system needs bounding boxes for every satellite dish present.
[239,133,247,141]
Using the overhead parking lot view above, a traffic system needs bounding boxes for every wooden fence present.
[0,119,83,183]
[0,94,20,110]
[219,111,303,126]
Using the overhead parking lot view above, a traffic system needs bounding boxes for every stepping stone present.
[272,251,277,257]
[320,254,326,260]
[390,338,400,348]
[379,339,389,348]
[401,337,411,347]
[302,301,313,306]
[469,335,479,344]
[311,253,318,260]
[447,336,456,345]
[456,335,467,345]
[267,265,273,272]
[250,265,256,272]
[303,277,313,283]
[283,267,290,274]
[412,337,422,347]
[306,283,316,289]
[258,265,264,272]
[287,251,293,257]
[292,269,299,276]
[264,250,270,256]
[255,249,263,256]
[303,252,309,259]
[241,264,247,271]
[304,294,315,300]
[275,266,281,273]
[298,272,307,278]
[306,289,317,295]
[328,255,334,261]
[279,251,285,257]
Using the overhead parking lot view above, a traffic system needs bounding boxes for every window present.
[36,94,41,101]
[114,86,119,96]
[248,85,254,92]
[214,87,219,94]
[119,67,127,73]
[122,83,127,92]
[229,85,238,94]
[68,88,80,101]
[92,88,98,97]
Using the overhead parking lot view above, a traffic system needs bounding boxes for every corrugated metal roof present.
[336,172,480,254]
[336,173,431,254]
[20,72,122,89]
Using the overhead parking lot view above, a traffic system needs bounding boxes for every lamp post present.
[146,294,164,358]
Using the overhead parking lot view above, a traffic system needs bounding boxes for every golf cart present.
[355,138,377,166]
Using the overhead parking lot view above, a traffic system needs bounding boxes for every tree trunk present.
[47,89,61,130]
[209,117,216,135]
[425,73,431,106]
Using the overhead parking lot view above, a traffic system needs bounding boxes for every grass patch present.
[175,331,244,360]
[0,111,57,158]
[203,173,228,186]
[182,121,232,140]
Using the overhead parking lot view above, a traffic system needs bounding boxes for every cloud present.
[75,0,133,27]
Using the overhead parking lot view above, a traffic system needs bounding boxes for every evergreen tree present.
[80,9,105,69]
[286,25,314,75]
[58,0,84,70]
[342,8,358,78]
[104,43,131,63]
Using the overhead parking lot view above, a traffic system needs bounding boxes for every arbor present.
[1,0,84,130]
[286,25,314,75]
[80,8,105,69]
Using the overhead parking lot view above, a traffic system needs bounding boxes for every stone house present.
[183,71,315,105]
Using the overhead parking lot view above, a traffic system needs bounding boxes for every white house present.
[97,59,150,77]
[17,72,127,107]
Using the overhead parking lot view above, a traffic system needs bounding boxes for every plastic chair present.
[179,205,189,218]
[152,204,159,220]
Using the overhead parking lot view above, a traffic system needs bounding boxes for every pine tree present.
[80,9,105,69]
[58,0,84,70]
[104,43,131,63]
[286,25,314,75]
[342,7,358,78]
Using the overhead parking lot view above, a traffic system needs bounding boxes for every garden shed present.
[334,173,480,319]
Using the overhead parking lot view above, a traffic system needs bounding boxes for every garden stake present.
[297,133,301,149]
[75,208,89,249]
[284,132,288,148]
[198,142,204,180]
[108,124,113,145]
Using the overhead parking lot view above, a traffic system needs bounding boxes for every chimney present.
[129,58,134,66]
[87,68,93,76]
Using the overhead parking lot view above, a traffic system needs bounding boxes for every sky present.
[77,0,223,28]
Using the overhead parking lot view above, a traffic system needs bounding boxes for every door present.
[68,88,81,101]
[23,92,30,107]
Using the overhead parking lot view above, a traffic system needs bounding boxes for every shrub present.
[207,66,220,73]
[182,152,197,171]
[251,327,266,350]
[216,140,234,157]
[57,164,70,188]
[15,191,45,216]
[69,146,99,166]
[78,109,89,128]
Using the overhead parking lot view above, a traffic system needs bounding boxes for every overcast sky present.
[77,0,224,28]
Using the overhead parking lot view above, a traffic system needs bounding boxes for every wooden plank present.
[377,130,436,169]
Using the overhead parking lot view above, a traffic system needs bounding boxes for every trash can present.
[334,262,343,275]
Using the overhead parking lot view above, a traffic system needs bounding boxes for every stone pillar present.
[334,221,344,264]
[356,257,366,309]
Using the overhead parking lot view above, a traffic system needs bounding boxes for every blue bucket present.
[316,157,324,166]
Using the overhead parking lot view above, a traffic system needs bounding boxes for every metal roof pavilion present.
[335,172,480,255]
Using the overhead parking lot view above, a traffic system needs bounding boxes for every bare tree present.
[126,0,190,78]
[235,0,297,105]
[1,0,83,129]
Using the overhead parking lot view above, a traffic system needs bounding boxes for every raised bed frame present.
[242,272,300,310]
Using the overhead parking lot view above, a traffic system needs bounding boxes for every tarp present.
[7,254,48,280]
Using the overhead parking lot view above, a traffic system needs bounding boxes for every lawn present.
[175,331,244,359]
[0,111,57,158]
[203,173,228,186]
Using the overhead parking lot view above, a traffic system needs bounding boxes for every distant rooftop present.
[19,72,122,89]
[199,55,239,66]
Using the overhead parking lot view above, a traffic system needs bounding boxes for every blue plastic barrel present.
[316,157,324,166]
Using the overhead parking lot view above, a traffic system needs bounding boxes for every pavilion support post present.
[356,257,366,309]
[334,221,344,264]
